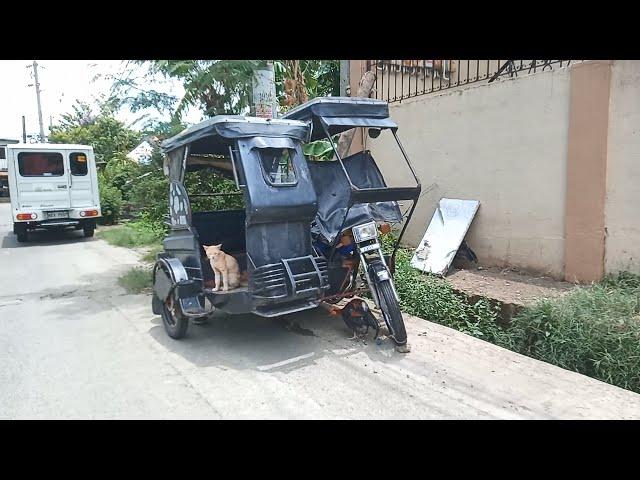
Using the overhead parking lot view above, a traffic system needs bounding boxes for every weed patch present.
[118,266,153,294]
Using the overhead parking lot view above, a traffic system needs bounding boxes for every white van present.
[6,143,101,242]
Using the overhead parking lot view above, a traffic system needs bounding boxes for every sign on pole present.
[252,62,277,119]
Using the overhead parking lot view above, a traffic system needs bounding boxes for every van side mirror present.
[368,128,381,139]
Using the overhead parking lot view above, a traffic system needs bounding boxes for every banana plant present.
[302,134,340,161]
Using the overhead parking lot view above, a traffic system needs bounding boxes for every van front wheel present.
[83,226,95,238]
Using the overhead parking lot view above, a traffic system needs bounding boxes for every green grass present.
[97,223,162,248]
[118,266,153,294]
[392,247,509,344]
[97,218,166,248]
[506,272,640,392]
[104,220,164,293]
[141,244,164,263]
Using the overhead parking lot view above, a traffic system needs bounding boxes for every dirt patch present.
[447,266,575,306]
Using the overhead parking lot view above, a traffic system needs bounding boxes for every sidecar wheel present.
[161,295,189,339]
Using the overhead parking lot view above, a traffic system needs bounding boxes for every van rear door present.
[68,150,95,208]
[13,149,72,210]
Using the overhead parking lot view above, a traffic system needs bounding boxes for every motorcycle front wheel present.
[374,277,407,346]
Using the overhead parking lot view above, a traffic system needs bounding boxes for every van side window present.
[18,152,64,177]
[0,147,6,160]
[70,152,88,176]
[258,148,297,185]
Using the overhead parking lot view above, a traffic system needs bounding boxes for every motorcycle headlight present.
[352,221,378,243]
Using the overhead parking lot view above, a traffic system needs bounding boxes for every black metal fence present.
[365,60,580,104]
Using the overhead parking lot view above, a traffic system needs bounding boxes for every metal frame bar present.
[320,122,356,262]
[389,130,420,265]
[319,123,421,265]
[179,145,190,184]
[227,144,246,189]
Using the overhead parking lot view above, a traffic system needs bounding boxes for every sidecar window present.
[258,148,297,186]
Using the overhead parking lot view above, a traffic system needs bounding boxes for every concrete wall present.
[605,61,640,274]
[367,68,572,278]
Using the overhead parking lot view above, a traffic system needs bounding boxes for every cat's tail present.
[227,272,244,289]
[239,270,249,287]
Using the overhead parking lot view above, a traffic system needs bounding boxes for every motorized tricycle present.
[283,97,421,346]
[153,98,420,347]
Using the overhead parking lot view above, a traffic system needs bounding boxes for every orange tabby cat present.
[203,244,242,292]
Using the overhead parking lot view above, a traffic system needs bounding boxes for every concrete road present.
[1,203,639,419]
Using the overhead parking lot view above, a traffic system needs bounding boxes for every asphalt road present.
[1,202,639,419]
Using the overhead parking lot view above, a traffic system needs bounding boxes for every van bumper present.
[14,218,96,233]
[13,207,101,223]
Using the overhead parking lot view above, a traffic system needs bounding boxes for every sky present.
[0,60,203,141]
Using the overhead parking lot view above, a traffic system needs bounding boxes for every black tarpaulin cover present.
[308,151,403,242]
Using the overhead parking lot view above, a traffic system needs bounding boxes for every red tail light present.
[16,213,36,220]
[80,209,99,217]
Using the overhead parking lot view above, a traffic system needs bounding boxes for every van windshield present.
[18,152,64,177]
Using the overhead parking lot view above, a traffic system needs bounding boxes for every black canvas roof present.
[161,115,309,156]
[282,97,397,141]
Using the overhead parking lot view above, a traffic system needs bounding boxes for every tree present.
[49,98,140,165]
[274,60,339,110]
[110,60,340,121]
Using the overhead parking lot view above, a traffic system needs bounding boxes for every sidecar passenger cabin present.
[154,116,329,322]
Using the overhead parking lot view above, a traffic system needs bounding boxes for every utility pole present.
[27,61,46,142]
[252,61,277,119]
[22,116,27,143]
[340,60,350,96]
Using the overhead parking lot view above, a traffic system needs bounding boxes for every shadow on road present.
[31,258,142,320]
[147,305,404,374]
[1,228,96,249]
[30,238,407,376]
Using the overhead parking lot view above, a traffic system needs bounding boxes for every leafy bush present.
[103,157,142,201]
[130,214,167,241]
[184,169,244,212]
[128,168,169,226]
[97,173,123,225]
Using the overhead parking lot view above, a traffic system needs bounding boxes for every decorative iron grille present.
[365,60,581,103]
